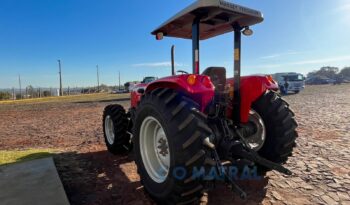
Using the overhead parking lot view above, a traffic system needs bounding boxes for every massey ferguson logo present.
[219,0,261,17]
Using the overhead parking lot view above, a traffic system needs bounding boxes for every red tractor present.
[103,1,297,204]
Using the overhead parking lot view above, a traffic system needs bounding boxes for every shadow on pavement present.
[53,151,151,205]
[18,151,269,205]
[207,177,268,204]
[17,152,52,162]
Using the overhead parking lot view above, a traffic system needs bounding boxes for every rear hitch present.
[205,139,247,199]
[212,148,247,199]
[232,128,293,176]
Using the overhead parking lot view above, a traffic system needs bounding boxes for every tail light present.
[187,75,197,85]
[201,76,213,88]
[266,75,273,82]
[266,75,276,84]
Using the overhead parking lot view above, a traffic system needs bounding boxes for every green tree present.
[99,84,109,92]
[318,66,339,78]
[43,91,51,97]
[124,82,130,91]
[307,66,339,79]
[0,92,11,100]
[339,67,350,78]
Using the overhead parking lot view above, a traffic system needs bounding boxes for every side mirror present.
[137,88,145,94]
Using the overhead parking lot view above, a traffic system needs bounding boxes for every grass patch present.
[0,149,57,166]
[0,93,129,105]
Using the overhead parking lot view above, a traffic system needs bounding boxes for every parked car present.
[305,76,331,85]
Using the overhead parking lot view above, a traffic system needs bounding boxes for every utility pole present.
[96,65,100,93]
[18,74,22,99]
[118,71,121,91]
[12,87,15,100]
[58,60,63,96]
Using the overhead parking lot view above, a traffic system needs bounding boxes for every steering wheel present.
[176,70,189,75]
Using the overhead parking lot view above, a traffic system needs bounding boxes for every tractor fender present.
[227,75,279,123]
[145,75,215,112]
[130,83,148,108]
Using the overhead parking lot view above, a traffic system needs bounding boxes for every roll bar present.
[171,45,175,75]
[192,18,200,74]
[190,19,242,122]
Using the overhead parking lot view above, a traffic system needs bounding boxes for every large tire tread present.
[252,91,298,165]
[102,104,131,155]
[133,88,213,205]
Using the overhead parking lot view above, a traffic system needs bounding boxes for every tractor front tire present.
[133,88,213,205]
[252,91,298,165]
[103,104,131,154]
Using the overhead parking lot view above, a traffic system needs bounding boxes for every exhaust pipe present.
[171,45,175,75]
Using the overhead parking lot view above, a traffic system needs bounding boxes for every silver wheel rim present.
[105,115,115,145]
[140,116,170,183]
[246,109,266,151]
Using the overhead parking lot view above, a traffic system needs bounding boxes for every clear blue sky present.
[1,0,350,88]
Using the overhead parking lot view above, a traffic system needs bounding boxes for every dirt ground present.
[0,85,349,205]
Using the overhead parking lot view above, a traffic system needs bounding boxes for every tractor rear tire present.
[103,104,132,154]
[133,88,213,205]
[251,91,298,166]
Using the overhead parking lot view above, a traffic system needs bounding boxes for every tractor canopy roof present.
[151,0,264,40]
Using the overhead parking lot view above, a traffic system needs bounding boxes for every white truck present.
[273,72,305,94]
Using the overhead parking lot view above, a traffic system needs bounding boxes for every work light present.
[242,27,253,36]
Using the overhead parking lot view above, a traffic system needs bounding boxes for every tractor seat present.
[202,67,226,92]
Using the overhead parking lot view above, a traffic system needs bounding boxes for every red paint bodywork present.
[130,74,278,123]
[130,83,148,108]
[226,75,278,122]
[131,75,215,112]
